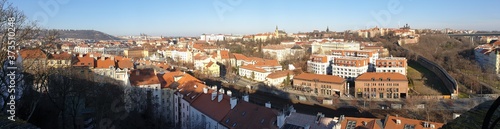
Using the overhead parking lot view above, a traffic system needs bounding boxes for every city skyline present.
[12,0,500,36]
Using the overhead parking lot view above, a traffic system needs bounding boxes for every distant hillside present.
[39,29,122,40]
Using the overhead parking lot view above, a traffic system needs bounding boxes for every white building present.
[127,69,162,116]
[74,44,90,54]
[189,88,231,129]
[239,65,271,82]
[331,49,378,64]
[332,57,369,80]
[200,34,225,41]
[307,55,330,75]
[265,70,294,87]
[193,53,213,71]
[311,41,361,54]
[375,57,407,75]
[171,49,193,63]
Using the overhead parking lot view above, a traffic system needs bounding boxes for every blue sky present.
[10,0,500,36]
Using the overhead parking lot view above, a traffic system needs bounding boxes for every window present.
[404,124,415,129]
[346,120,357,129]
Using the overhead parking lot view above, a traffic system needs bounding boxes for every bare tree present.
[0,0,40,114]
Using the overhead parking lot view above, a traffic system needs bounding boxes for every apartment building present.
[47,51,73,68]
[311,41,361,54]
[239,65,271,82]
[375,57,407,75]
[331,49,379,65]
[265,70,295,87]
[293,73,346,97]
[331,57,369,80]
[354,72,408,99]
[307,55,330,75]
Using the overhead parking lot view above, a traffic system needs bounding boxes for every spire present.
[276,25,278,31]
[326,26,330,32]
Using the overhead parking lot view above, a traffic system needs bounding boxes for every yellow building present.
[204,61,220,77]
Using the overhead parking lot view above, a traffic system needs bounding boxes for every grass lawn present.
[407,61,448,95]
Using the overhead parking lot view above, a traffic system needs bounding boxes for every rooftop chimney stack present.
[79,54,83,57]
[243,94,249,102]
[218,90,224,102]
[230,97,237,109]
[211,91,217,101]
[203,87,208,94]
[304,125,310,129]
[265,101,271,108]
[227,90,232,97]
[277,112,286,129]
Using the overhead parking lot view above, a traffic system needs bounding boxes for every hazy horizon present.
[11,0,500,36]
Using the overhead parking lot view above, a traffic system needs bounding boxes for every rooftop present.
[129,68,160,86]
[294,73,345,84]
[266,70,294,79]
[356,73,407,81]
[221,100,279,129]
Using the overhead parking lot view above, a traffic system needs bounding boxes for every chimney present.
[227,90,232,97]
[211,91,217,101]
[90,54,94,58]
[243,94,249,102]
[277,112,286,129]
[230,97,237,109]
[101,56,105,60]
[56,51,60,54]
[79,54,83,57]
[111,56,115,60]
[68,51,71,54]
[218,90,223,102]
[396,119,401,125]
[265,101,271,108]
[203,87,208,94]
[217,49,221,58]
[135,70,140,76]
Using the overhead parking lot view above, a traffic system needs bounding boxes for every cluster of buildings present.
[305,39,408,98]
[127,65,438,129]
[356,24,420,45]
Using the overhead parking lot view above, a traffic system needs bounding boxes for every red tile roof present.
[266,70,294,79]
[356,73,407,81]
[129,69,160,86]
[240,65,268,73]
[294,73,345,84]
[221,101,279,129]
[340,117,382,129]
[255,60,280,67]
[117,58,133,69]
[20,49,47,59]
[48,52,72,60]
[220,50,230,59]
[191,89,232,122]
[177,81,206,103]
[232,53,248,61]
[73,55,95,67]
[95,57,115,68]
[206,61,215,68]
[384,115,444,129]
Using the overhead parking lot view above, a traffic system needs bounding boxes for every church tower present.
[326,26,330,32]
[275,25,279,37]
